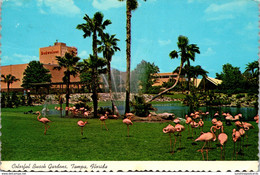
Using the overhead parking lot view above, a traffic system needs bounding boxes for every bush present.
[146,86,161,94]
[11,92,19,107]
[1,93,6,108]
[236,94,245,99]
[97,107,112,115]
[130,95,155,117]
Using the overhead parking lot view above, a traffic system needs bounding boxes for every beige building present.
[39,41,77,65]
[1,42,79,92]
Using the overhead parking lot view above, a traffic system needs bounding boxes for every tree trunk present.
[92,31,98,118]
[125,1,131,114]
[65,75,70,116]
[107,63,114,114]
[146,61,184,103]
[7,82,10,95]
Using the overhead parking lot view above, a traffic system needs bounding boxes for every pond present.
[108,102,258,121]
[152,103,258,121]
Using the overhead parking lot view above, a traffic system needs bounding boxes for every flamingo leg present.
[187,125,190,135]
[127,125,129,137]
[169,134,172,153]
[232,142,235,160]
[172,135,176,154]
[104,121,108,131]
[220,146,223,160]
[81,127,83,136]
[44,124,47,135]
[223,144,226,160]
[191,127,193,137]
[197,141,207,152]
[179,134,182,150]
[206,148,209,161]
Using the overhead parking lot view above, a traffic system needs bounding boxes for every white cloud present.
[13,54,38,62]
[205,1,247,13]
[204,1,248,21]
[246,22,256,30]
[92,0,124,10]
[201,47,216,57]
[158,39,171,46]
[15,23,20,28]
[206,14,234,21]
[37,0,81,16]
[78,50,88,59]
[1,54,38,65]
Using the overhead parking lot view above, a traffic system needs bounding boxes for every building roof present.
[205,77,222,86]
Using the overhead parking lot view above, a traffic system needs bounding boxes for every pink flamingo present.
[218,126,228,160]
[100,114,109,130]
[215,120,223,137]
[242,122,254,146]
[198,119,204,132]
[175,123,185,150]
[163,124,176,153]
[77,120,88,136]
[254,115,259,123]
[36,111,52,135]
[211,118,217,125]
[232,128,241,159]
[173,118,180,124]
[190,121,199,137]
[185,115,192,135]
[123,116,133,137]
[239,128,245,152]
[195,126,217,160]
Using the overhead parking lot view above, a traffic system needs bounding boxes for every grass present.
[1,105,258,161]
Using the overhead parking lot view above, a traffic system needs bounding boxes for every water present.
[153,103,258,121]
[104,103,258,121]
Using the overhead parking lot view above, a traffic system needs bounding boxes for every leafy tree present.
[78,55,107,117]
[22,61,51,90]
[54,52,80,116]
[243,60,259,93]
[131,60,159,93]
[148,35,200,102]
[118,0,147,113]
[130,95,154,117]
[217,63,244,91]
[1,74,19,94]
[245,60,259,77]
[188,65,208,87]
[77,11,111,118]
[98,33,120,113]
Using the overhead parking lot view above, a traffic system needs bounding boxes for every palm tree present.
[77,12,111,118]
[245,60,259,78]
[54,52,80,116]
[1,74,19,94]
[98,33,120,114]
[189,65,208,88]
[147,35,200,102]
[118,0,146,113]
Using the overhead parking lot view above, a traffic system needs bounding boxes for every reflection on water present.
[105,103,258,121]
[153,104,258,121]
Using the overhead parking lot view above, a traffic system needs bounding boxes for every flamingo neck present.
[37,113,41,121]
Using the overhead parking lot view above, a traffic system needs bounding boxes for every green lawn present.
[1,105,258,160]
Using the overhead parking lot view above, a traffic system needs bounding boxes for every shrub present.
[236,94,245,99]
[130,95,155,117]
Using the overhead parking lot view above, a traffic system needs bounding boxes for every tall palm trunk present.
[7,83,10,95]
[65,74,70,116]
[92,31,98,118]
[125,1,131,114]
[107,63,115,113]
[147,61,184,103]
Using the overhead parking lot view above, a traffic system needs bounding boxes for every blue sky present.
[1,0,259,77]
